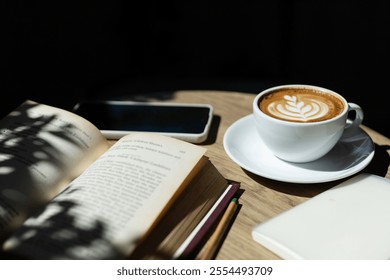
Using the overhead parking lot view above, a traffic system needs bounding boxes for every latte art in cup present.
[253,85,363,162]
[259,88,345,123]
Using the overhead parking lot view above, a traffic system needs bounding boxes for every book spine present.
[173,182,240,259]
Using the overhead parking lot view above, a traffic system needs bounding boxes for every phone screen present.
[73,101,212,134]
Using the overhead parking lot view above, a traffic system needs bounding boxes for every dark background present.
[3,1,390,137]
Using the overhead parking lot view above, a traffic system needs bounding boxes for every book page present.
[0,100,109,240]
[3,132,207,259]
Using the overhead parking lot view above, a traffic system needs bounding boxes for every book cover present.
[252,174,390,259]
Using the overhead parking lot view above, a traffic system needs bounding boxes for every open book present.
[0,100,237,259]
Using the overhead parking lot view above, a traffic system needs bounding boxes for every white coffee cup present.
[253,84,363,163]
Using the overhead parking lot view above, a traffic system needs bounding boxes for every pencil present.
[173,183,240,259]
[198,197,238,260]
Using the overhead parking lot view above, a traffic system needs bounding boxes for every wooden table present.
[123,90,390,259]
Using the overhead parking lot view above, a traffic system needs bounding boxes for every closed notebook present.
[252,174,390,259]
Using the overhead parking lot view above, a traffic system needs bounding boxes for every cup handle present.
[345,103,363,130]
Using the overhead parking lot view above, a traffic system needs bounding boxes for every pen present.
[198,197,238,260]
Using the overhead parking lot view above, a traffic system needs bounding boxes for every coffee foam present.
[259,88,344,122]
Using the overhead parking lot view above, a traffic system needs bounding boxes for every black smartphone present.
[72,101,214,143]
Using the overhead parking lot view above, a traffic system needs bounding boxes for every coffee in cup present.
[258,87,345,123]
[253,85,363,163]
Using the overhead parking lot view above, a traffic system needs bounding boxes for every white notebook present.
[252,174,390,259]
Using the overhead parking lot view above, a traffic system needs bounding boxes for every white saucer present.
[223,115,375,183]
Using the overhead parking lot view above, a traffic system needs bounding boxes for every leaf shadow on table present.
[243,143,390,198]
